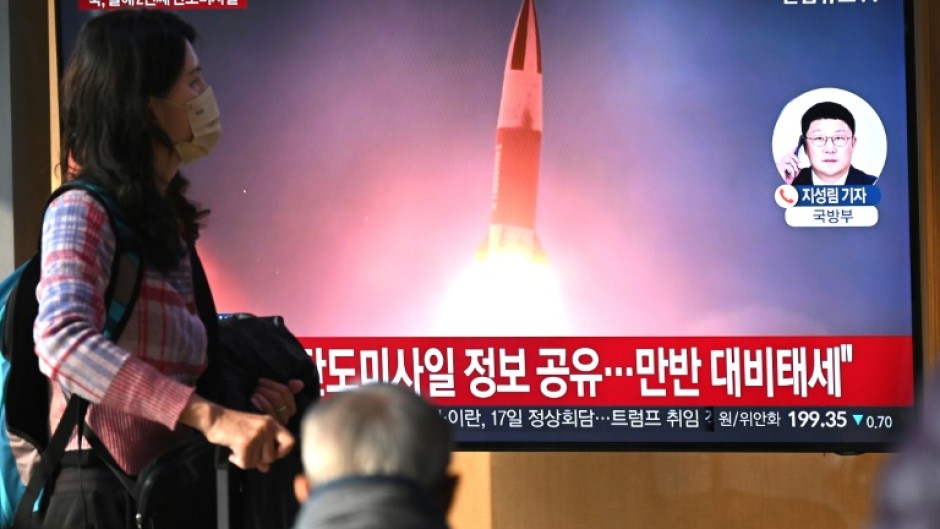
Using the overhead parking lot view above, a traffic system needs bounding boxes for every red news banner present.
[78,0,247,10]
[298,336,913,408]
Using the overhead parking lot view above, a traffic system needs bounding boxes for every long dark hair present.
[60,9,209,272]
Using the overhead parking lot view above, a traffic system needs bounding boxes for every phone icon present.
[775,184,798,209]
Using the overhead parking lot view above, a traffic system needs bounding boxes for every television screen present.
[58,0,920,452]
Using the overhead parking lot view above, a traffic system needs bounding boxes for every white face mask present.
[167,86,222,163]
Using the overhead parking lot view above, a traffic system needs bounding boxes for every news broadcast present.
[59,0,920,452]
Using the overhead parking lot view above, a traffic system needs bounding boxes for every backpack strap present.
[190,246,219,377]
[51,181,143,341]
[13,181,143,527]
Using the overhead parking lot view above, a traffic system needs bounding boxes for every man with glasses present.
[777,101,879,186]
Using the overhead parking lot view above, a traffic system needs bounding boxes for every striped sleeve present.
[33,190,194,428]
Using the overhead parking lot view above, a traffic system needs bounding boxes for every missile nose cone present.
[508,0,541,74]
[498,0,543,132]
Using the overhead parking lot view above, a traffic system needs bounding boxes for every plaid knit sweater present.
[34,189,208,475]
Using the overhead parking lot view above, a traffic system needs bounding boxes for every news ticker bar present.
[299,336,914,407]
[78,0,246,10]
[442,406,913,445]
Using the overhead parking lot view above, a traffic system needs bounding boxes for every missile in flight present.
[480,0,545,260]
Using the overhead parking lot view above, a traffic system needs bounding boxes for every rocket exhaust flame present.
[436,252,569,336]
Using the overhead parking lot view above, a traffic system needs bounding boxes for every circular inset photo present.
[771,87,886,186]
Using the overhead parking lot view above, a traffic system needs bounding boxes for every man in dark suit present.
[777,101,878,186]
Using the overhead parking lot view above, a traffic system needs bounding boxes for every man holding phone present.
[777,101,879,186]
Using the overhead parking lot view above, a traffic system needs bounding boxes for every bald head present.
[299,384,453,492]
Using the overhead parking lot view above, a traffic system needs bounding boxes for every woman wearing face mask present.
[34,9,298,528]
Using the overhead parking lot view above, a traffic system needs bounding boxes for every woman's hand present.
[250,378,305,425]
[180,394,294,472]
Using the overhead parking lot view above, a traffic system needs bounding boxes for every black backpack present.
[0,181,143,529]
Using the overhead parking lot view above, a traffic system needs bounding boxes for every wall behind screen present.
[23,1,940,528]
